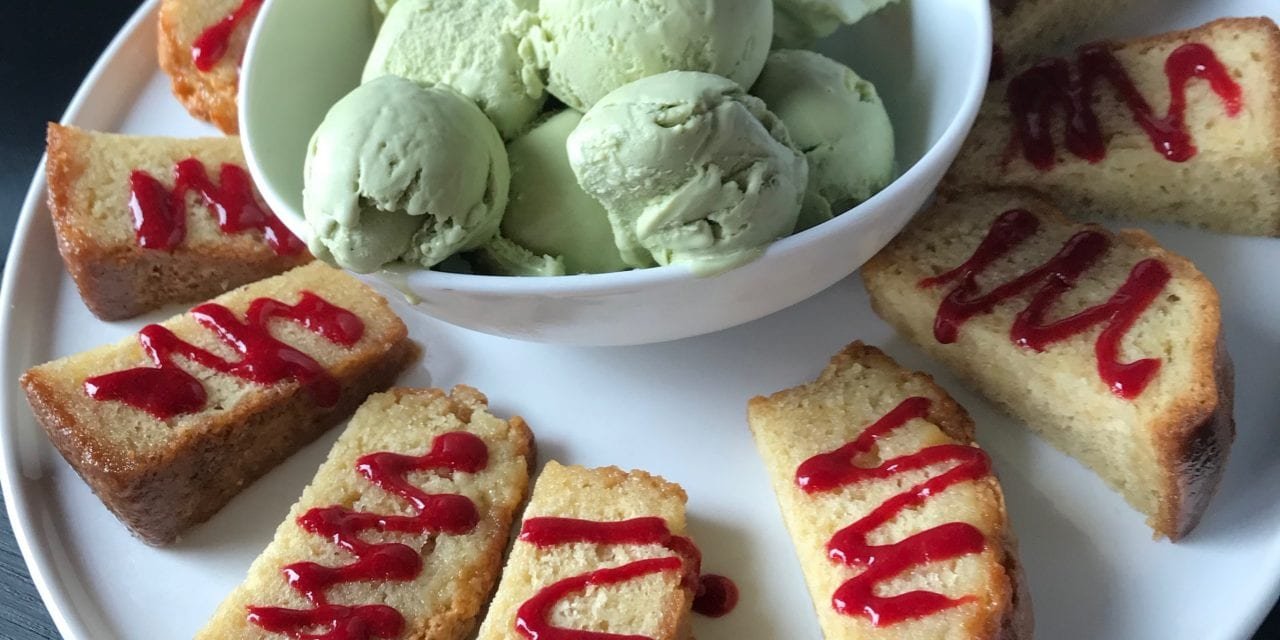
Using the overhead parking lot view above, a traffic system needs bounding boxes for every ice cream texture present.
[303,76,509,273]
[486,110,629,276]
[568,71,808,275]
[773,0,899,48]
[363,0,545,139]
[753,50,895,230]
[533,0,774,111]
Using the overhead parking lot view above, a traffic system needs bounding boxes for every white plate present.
[2,1,1278,639]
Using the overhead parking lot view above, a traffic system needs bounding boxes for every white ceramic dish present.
[3,1,1280,639]
[238,0,992,346]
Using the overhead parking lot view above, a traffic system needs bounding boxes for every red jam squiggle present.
[918,208,1170,399]
[1007,42,1242,170]
[514,517,737,638]
[246,431,489,640]
[129,158,304,255]
[192,0,264,72]
[83,292,362,419]
[796,397,991,626]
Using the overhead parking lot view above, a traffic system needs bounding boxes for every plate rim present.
[0,1,161,638]
[0,1,1276,638]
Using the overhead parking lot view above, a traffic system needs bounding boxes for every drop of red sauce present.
[192,0,264,72]
[128,158,303,256]
[918,208,1170,399]
[247,432,488,640]
[1006,41,1242,170]
[796,397,991,626]
[83,291,362,419]
[514,517,738,639]
[692,575,739,618]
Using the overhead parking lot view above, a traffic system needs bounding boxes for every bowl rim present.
[240,0,993,296]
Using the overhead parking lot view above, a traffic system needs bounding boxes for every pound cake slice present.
[749,342,1030,640]
[46,124,309,320]
[862,189,1234,539]
[197,386,534,640]
[21,262,414,545]
[159,0,262,133]
[951,17,1280,236]
[475,462,708,640]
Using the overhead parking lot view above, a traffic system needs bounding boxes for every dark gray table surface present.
[0,2,1277,638]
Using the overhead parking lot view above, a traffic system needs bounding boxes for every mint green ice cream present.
[487,110,629,276]
[304,76,509,273]
[773,0,899,48]
[533,0,774,112]
[753,50,895,230]
[363,0,544,139]
[568,71,808,275]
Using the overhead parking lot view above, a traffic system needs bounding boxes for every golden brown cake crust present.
[157,0,252,134]
[20,264,416,545]
[861,188,1234,540]
[45,124,311,320]
[749,342,1031,640]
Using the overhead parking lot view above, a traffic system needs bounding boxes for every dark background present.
[0,1,1276,638]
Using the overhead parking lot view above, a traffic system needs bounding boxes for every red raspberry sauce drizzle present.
[514,517,737,638]
[246,431,489,640]
[796,397,991,626]
[83,292,362,419]
[129,158,303,255]
[192,0,264,71]
[918,209,1171,399]
[1007,42,1242,170]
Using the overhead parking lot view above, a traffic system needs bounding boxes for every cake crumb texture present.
[749,342,1030,639]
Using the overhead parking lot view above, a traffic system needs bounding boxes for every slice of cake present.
[861,189,1234,539]
[197,386,534,640]
[951,17,1280,236]
[21,262,415,545]
[990,0,1137,72]
[158,0,262,133]
[475,462,704,640]
[46,124,310,320]
[749,342,1030,639]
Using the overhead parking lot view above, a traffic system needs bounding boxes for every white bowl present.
[240,0,991,346]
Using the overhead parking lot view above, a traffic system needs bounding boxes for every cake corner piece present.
[19,262,414,545]
[860,188,1235,540]
[748,340,1029,639]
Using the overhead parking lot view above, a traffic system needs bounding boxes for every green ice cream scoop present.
[753,50,895,231]
[533,0,774,112]
[363,0,545,139]
[495,111,628,275]
[773,0,899,48]
[303,76,509,273]
[568,71,808,275]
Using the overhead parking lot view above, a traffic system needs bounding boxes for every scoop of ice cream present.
[486,110,628,275]
[304,76,509,273]
[753,50,895,230]
[773,0,898,48]
[568,71,808,275]
[533,0,774,112]
[363,0,545,139]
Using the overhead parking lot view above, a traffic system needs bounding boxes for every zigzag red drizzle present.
[514,516,734,639]
[84,291,362,419]
[246,431,488,640]
[797,396,991,626]
[919,208,1170,399]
